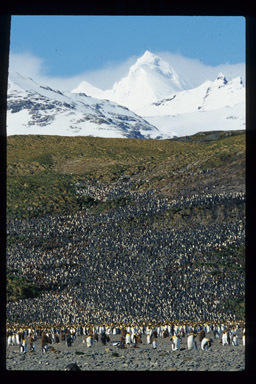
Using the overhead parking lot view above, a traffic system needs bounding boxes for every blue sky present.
[9,15,245,90]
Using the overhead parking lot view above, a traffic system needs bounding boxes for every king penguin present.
[187,332,198,350]
[86,335,93,347]
[171,335,180,351]
[7,332,12,346]
[222,331,229,346]
[125,332,131,345]
[201,337,212,350]
[242,331,245,346]
[152,336,157,349]
[232,333,238,346]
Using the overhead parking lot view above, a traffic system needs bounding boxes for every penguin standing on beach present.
[29,333,36,352]
[86,335,93,348]
[101,332,107,346]
[66,333,72,347]
[201,337,212,350]
[125,332,131,345]
[213,325,220,339]
[187,332,198,350]
[232,333,238,346]
[146,325,152,337]
[41,332,48,353]
[198,329,205,343]
[11,332,16,346]
[15,332,20,346]
[20,337,27,353]
[131,330,136,344]
[152,335,158,349]
[206,323,211,334]
[18,330,23,346]
[7,330,13,346]
[171,335,180,351]
[222,330,230,346]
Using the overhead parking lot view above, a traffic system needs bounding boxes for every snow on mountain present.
[144,102,245,138]
[137,73,244,115]
[135,72,245,137]
[7,51,245,140]
[71,51,245,138]
[7,72,161,139]
[71,80,105,100]
[72,51,188,110]
[105,50,187,110]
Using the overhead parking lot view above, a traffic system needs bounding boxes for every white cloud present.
[8,51,138,92]
[8,50,245,94]
[79,56,138,90]
[9,52,47,79]
[156,51,245,87]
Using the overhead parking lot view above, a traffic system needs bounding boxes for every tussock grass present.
[7,270,46,302]
[7,131,245,219]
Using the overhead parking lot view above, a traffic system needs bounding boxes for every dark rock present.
[64,363,81,371]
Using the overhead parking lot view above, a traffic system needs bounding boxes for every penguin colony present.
[6,321,246,353]
[6,183,245,327]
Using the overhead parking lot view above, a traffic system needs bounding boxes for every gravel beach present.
[6,330,245,371]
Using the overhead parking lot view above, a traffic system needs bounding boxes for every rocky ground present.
[6,331,245,371]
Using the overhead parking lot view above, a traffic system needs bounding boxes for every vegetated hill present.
[7,270,45,302]
[6,130,245,323]
[7,130,245,219]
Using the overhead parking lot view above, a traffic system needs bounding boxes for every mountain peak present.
[71,80,104,99]
[106,51,186,110]
[141,49,155,57]
[131,51,176,79]
[216,72,228,84]
[137,50,159,64]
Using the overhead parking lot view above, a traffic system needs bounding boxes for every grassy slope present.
[7,270,46,302]
[6,132,245,316]
[7,131,245,219]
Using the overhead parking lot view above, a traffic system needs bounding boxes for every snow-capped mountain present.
[135,73,245,137]
[138,73,244,115]
[7,51,245,139]
[7,72,161,139]
[72,50,188,110]
[105,50,189,110]
[72,51,245,138]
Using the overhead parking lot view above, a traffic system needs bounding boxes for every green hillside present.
[7,130,245,219]
[6,131,245,321]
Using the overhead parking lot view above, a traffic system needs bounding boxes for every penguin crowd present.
[6,187,245,326]
[6,320,246,354]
